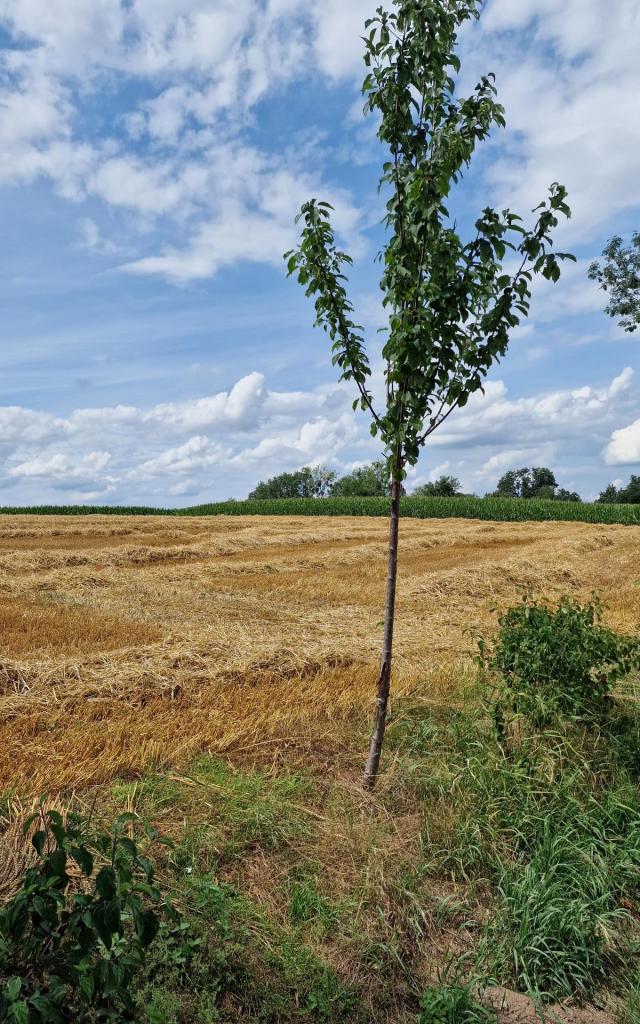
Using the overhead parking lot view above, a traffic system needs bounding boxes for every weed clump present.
[418,978,495,1024]
[390,595,640,1005]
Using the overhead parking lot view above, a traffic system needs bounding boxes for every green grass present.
[1,495,640,525]
[113,686,640,1019]
[392,694,640,1002]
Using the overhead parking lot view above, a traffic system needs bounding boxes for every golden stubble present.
[0,513,638,794]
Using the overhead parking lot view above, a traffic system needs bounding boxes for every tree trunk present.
[363,465,402,789]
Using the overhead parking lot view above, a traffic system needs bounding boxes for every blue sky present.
[0,0,638,505]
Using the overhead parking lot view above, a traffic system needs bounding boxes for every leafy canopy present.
[598,475,640,506]
[589,231,640,334]
[248,466,336,500]
[331,459,393,497]
[493,467,580,502]
[413,474,461,497]
[286,0,574,479]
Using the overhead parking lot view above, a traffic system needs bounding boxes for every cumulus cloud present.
[7,451,112,489]
[134,437,228,478]
[0,367,636,504]
[472,0,640,240]
[0,371,359,502]
[605,420,640,466]
[430,368,636,453]
[0,0,367,282]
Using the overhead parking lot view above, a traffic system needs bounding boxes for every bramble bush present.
[0,807,177,1023]
[480,595,640,726]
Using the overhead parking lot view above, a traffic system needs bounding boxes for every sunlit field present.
[2,513,639,794]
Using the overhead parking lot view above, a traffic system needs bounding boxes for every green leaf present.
[134,907,160,948]
[6,978,21,1001]
[70,845,94,876]
[9,1002,29,1024]
[95,867,117,900]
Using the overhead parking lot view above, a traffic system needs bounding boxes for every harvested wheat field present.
[1,513,639,794]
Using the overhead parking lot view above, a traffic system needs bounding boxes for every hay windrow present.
[0,513,637,794]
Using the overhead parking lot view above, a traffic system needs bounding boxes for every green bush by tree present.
[0,808,176,1023]
[479,595,640,727]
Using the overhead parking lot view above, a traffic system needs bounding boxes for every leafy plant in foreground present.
[481,595,640,726]
[285,0,574,785]
[0,807,176,1022]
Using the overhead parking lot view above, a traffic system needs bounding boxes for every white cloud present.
[0,365,636,503]
[430,368,636,454]
[8,450,112,486]
[0,371,358,501]
[605,419,640,466]
[0,0,369,281]
[478,445,558,479]
[134,436,228,478]
[1,0,638,286]
[310,0,377,79]
[0,407,64,444]
[474,0,640,241]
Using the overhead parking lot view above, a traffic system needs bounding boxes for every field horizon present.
[0,494,639,526]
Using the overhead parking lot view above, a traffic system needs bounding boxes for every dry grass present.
[0,513,638,795]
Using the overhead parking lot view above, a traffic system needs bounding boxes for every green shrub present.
[481,595,640,725]
[0,807,177,1022]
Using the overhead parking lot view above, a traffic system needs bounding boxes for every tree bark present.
[363,463,402,789]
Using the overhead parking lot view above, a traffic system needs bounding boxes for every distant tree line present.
[492,466,581,502]
[597,476,640,504]
[248,460,393,500]
[249,463,640,505]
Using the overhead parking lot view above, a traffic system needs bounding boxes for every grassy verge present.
[0,495,639,525]
[70,672,635,1022]
[3,687,640,1020]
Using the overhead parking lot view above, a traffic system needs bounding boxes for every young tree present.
[589,231,640,334]
[285,0,574,787]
